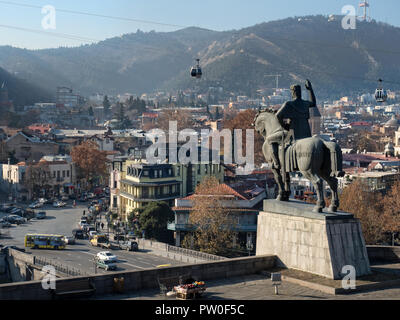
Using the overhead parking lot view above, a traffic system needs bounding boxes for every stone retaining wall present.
[0,255,276,300]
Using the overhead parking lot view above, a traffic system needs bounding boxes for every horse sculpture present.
[254,108,344,213]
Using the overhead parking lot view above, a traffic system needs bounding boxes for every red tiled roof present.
[183,183,248,200]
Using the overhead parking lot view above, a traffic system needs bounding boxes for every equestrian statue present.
[254,80,345,213]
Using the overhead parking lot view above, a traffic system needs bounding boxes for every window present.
[62,170,65,178]
[114,181,117,189]
[67,170,69,177]
[143,170,149,176]
[53,171,56,178]
[154,170,158,178]
[197,165,200,174]
[205,165,208,174]
[176,167,180,176]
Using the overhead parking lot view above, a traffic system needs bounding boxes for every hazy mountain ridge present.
[0,65,52,107]
[1,15,400,99]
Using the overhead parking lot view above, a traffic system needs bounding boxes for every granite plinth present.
[256,199,371,279]
[263,199,354,220]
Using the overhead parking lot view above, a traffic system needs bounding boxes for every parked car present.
[96,258,117,271]
[4,206,16,213]
[44,198,53,204]
[4,215,26,225]
[126,231,137,240]
[96,251,117,262]
[87,193,95,199]
[53,201,66,208]
[0,219,12,228]
[36,211,46,219]
[38,198,47,203]
[69,194,77,200]
[113,234,126,241]
[78,196,87,202]
[72,229,86,239]
[119,240,139,251]
[63,236,76,245]
[60,195,69,201]
[88,230,98,239]
[29,201,43,209]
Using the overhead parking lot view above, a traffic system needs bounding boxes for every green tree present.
[103,95,110,117]
[137,202,174,243]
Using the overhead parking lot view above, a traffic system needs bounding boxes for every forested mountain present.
[1,15,399,99]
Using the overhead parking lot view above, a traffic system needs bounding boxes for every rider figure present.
[269,80,317,169]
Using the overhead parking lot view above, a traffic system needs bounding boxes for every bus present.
[24,234,66,250]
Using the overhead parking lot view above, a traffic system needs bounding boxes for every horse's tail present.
[321,140,345,177]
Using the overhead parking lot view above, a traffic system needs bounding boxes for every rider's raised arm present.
[305,79,316,108]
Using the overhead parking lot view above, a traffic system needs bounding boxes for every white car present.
[29,201,43,209]
[53,201,66,208]
[89,230,98,239]
[96,251,117,262]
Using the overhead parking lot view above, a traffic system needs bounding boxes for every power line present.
[0,0,186,29]
[2,0,400,57]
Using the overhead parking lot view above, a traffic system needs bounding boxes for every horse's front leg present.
[272,168,286,201]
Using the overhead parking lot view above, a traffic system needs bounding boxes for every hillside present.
[0,15,399,99]
[0,66,53,107]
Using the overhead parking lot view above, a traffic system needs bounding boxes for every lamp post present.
[246,240,254,256]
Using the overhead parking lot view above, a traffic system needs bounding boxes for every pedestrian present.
[101,222,104,230]
[73,200,76,207]
[83,210,86,216]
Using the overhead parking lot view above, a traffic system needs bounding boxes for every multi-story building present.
[5,131,60,162]
[110,158,224,221]
[169,183,266,253]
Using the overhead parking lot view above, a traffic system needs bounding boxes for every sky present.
[0,0,399,49]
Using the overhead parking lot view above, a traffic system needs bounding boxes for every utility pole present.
[264,74,282,91]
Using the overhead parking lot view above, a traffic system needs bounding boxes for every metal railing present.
[166,244,227,262]
[34,256,87,277]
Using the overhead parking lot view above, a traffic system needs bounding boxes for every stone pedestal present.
[256,200,371,279]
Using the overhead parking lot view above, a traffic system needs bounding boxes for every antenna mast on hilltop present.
[358,0,372,22]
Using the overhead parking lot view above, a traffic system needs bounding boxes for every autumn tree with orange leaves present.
[223,109,264,166]
[71,140,108,190]
[382,179,400,245]
[181,176,238,256]
[339,179,386,245]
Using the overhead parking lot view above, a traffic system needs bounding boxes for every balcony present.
[120,191,180,202]
[167,222,256,232]
[167,223,195,231]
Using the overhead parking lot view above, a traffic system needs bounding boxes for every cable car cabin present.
[190,59,202,79]
[375,88,387,103]
[190,66,202,79]
[375,79,388,103]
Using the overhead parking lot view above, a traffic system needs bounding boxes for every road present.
[0,201,185,275]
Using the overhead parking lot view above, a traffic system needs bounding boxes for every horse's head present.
[253,108,278,138]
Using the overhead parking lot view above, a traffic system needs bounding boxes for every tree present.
[181,176,237,256]
[339,179,386,244]
[103,95,110,117]
[70,140,108,190]
[382,179,400,245]
[24,162,52,199]
[116,102,132,129]
[156,109,195,132]
[136,202,175,243]
[223,109,264,166]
